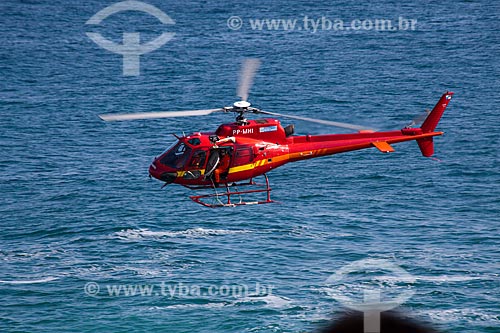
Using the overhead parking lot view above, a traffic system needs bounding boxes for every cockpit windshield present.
[160,142,192,169]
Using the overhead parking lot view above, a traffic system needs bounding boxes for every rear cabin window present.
[233,148,253,166]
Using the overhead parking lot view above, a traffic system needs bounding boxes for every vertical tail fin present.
[417,91,453,157]
[420,91,453,133]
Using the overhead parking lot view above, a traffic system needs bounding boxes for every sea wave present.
[377,274,488,283]
[114,227,251,240]
[147,295,295,311]
[235,294,294,309]
[417,308,500,324]
[0,276,59,284]
[149,302,228,310]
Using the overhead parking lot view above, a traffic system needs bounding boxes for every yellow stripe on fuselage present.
[227,148,333,175]
[228,161,260,174]
[288,148,329,160]
[228,154,290,174]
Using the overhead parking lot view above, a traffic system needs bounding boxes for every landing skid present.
[186,174,273,208]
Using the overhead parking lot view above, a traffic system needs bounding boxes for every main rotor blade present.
[99,109,223,121]
[237,58,261,101]
[257,110,374,131]
[405,109,431,128]
[413,109,431,126]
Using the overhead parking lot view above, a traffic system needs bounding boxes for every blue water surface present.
[0,0,499,332]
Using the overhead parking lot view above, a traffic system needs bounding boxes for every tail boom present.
[285,91,453,160]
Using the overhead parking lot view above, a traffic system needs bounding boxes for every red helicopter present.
[99,59,453,207]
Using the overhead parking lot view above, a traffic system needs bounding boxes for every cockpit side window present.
[160,142,192,169]
[189,150,207,169]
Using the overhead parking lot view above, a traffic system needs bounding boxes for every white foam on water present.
[332,232,354,237]
[415,275,485,283]
[115,227,250,240]
[0,276,59,284]
[147,294,295,311]
[110,265,172,277]
[417,308,500,324]
[378,274,486,283]
[149,302,228,310]
[236,294,294,309]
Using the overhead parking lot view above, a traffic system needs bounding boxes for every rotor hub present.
[233,101,251,109]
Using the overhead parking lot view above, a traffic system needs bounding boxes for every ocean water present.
[0,0,499,332]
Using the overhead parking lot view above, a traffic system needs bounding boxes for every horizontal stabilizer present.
[372,141,395,153]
